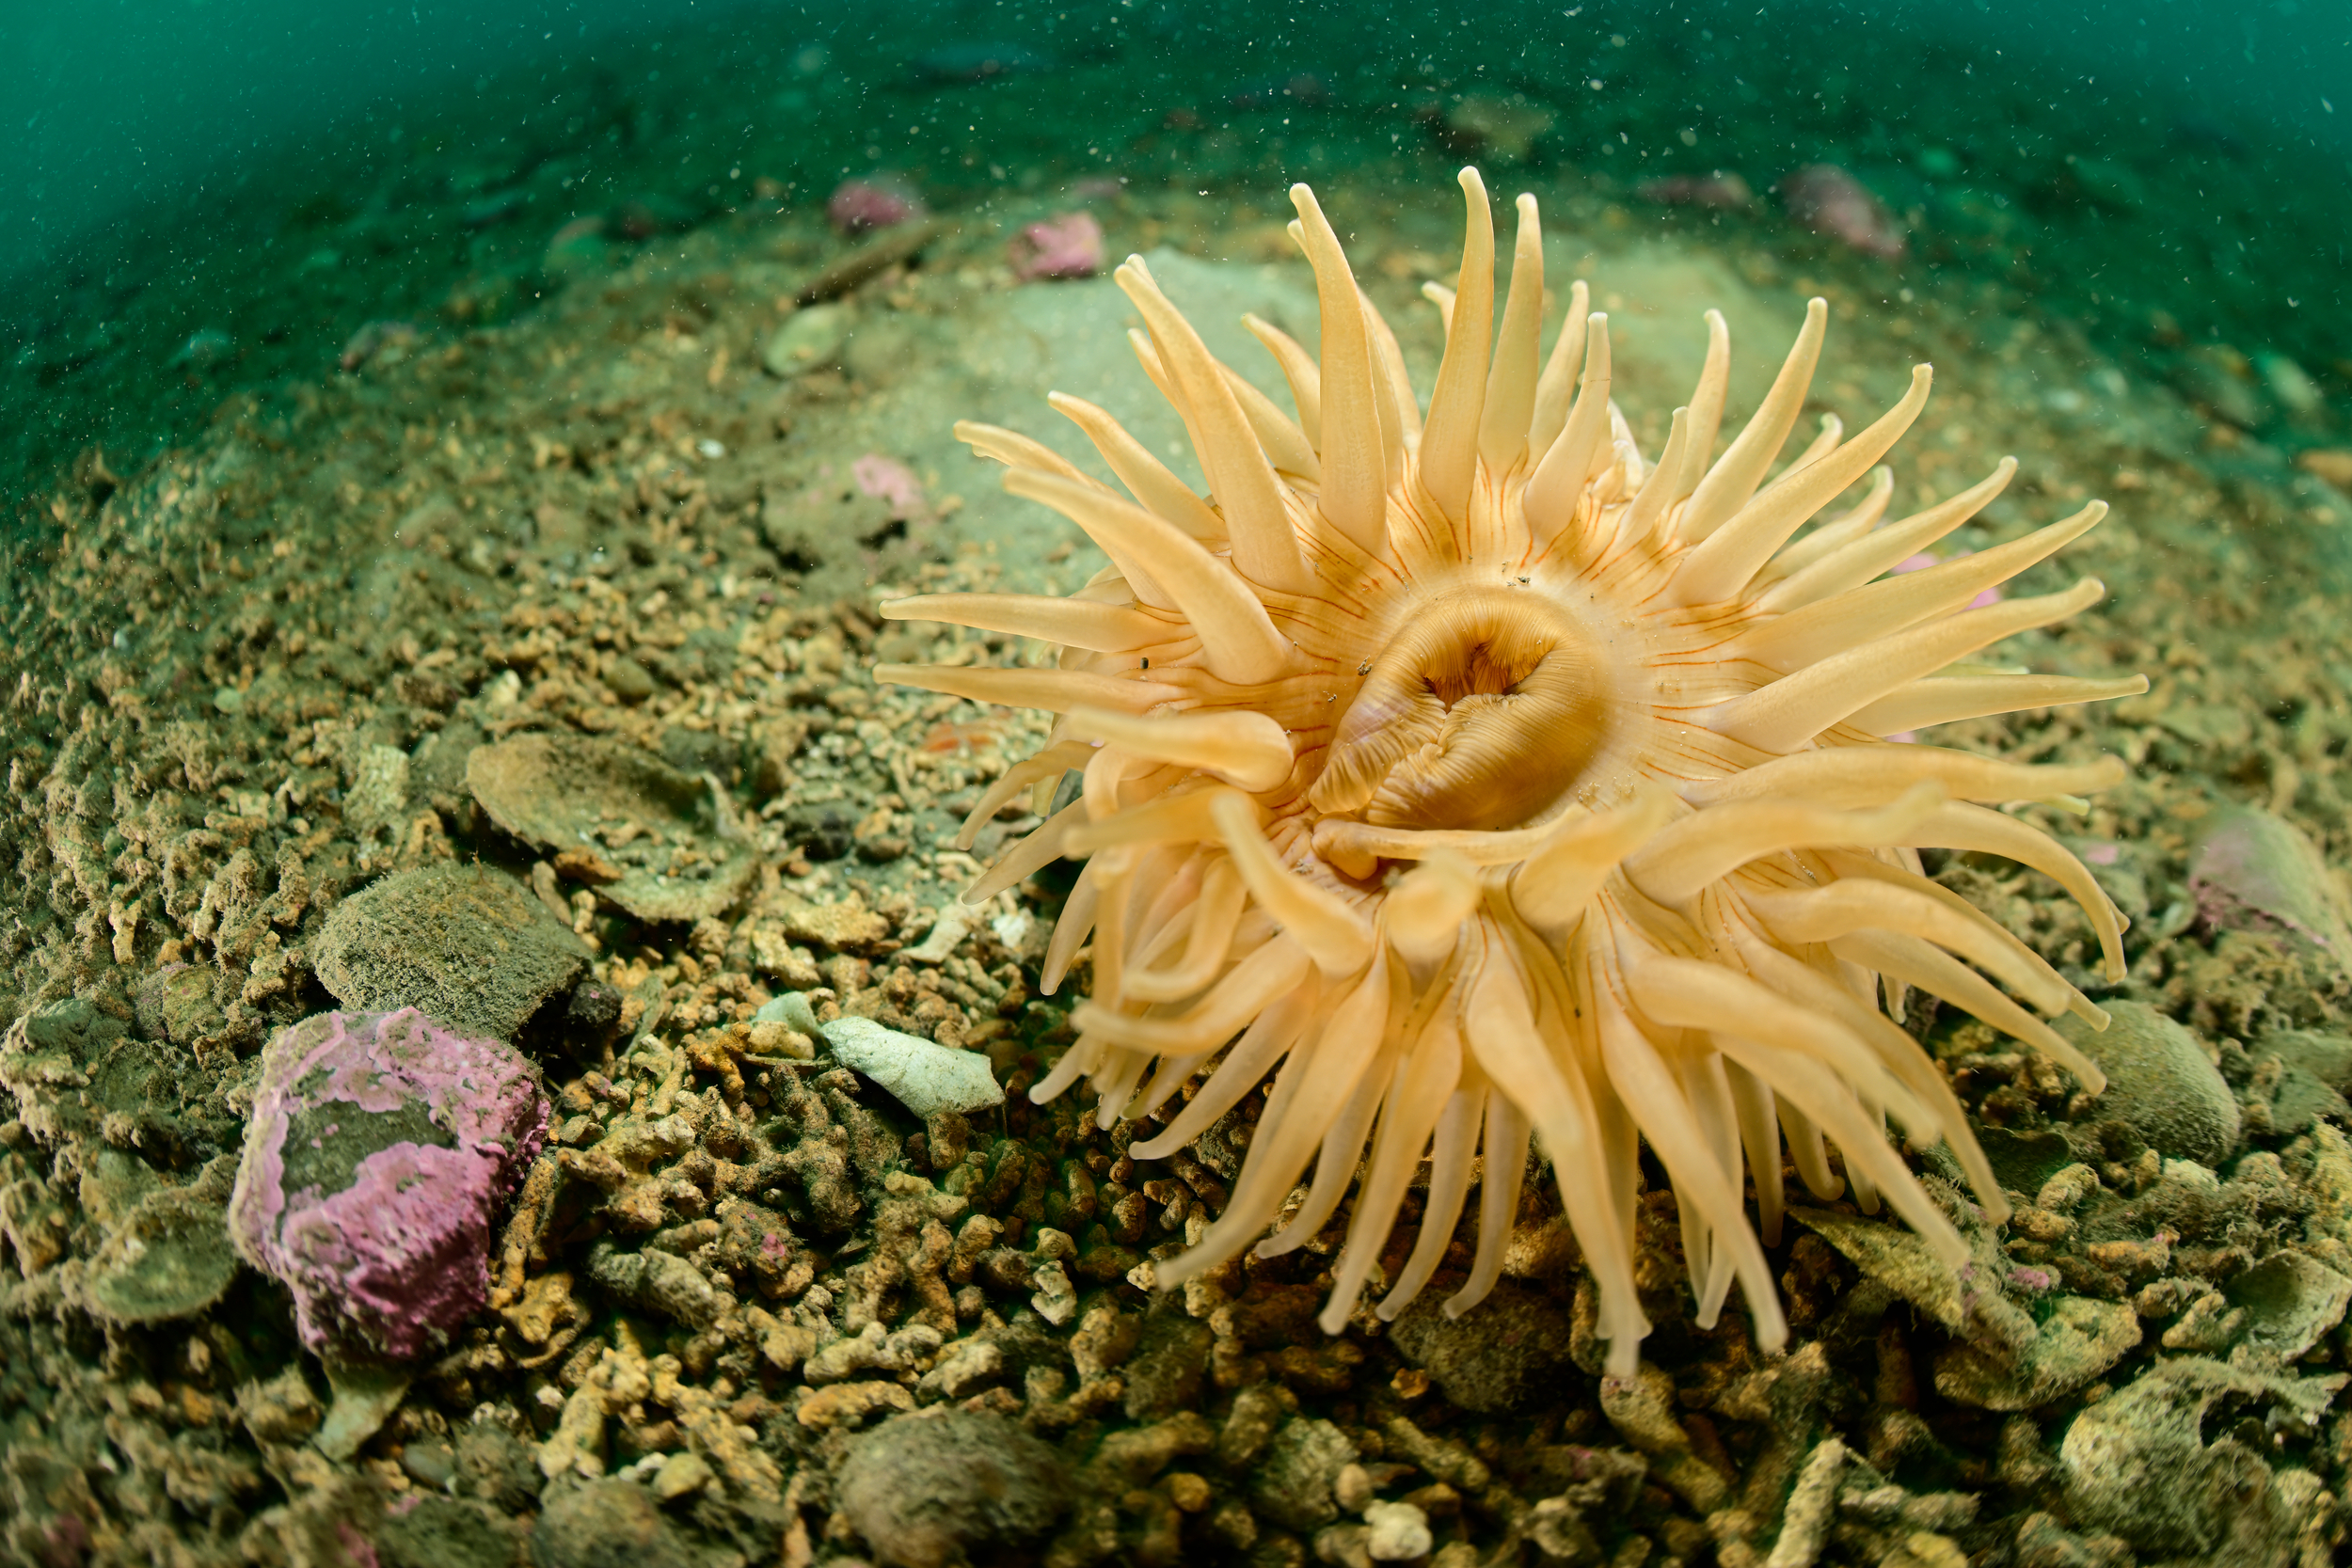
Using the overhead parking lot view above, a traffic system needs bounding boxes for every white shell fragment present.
[821,1016,1004,1117]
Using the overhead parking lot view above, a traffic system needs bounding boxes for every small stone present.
[822,1016,1004,1117]
[837,1410,1065,1568]
[761,303,850,378]
[602,656,657,703]
[312,863,588,1041]
[316,1357,416,1462]
[2058,1002,2240,1165]
[796,1380,915,1430]
[651,1449,713,1501]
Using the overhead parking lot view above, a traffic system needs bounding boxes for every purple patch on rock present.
[228,1008,547,1361]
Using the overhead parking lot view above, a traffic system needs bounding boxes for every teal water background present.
[4,0,2348,512]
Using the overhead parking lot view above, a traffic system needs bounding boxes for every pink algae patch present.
[1009,212,1106,280]
[852,453,930,520]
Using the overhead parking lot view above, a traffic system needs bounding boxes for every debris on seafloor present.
[226,1008,548,1362]
[468,734,758,923]
[819,1015,1003,1118]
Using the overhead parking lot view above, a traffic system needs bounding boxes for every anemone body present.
[877,170,2147,1373]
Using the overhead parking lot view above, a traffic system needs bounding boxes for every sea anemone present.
[875,170,2146,1372]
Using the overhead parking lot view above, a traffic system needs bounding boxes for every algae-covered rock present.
[1387,1281,1580,1414]
[2060,1355,2343,1559]
[84,1178,240,1325]
[2225,1249,2352,1357]
[468,734,756,923]
[313,863,588,1041]
[532,1480,692,1568]
[1931,1294,2139,1411]
[1253,1416,1360,1532]
[0,997,190,1151]
[2058,1001,2239,1164]
[836,1409,1065,1568]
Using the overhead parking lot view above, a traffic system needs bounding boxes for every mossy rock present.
[313,863,587,1041]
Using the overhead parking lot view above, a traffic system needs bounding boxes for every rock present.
[762,303,851,378]
[2189,808,2352,979]
[1253,1417,1360,1532]
[1386,1282,1578,1414]
[822,1016,1004,1117]
[836,1410,1065,1568]
[136,962,226,1047]
[602,655,657,703]
[2296,448,2352,490]
[469,734,757,923]
[225,1009,548,1361]
[317,1358,415,1462]
[2059,1356,2343,1559]
[1121,1309,1214,1421]
[1931,1294,2140,1411]
[0,997,163,1149]
[532,1480,693,1568]
[2225,1249,2352,1357]
[312,863,588,1041]
[376,1495,516,1568]
[83,1179,239,1325]
[1363,1501,1434,1561]
[651,1449,713,1501]
[2058,1002,2239,1164]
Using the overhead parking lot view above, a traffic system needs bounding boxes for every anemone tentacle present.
[878,171,2147,1375]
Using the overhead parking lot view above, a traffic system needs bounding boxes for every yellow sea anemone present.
[876,170,2146,1373]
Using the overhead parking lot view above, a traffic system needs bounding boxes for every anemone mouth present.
[1311,587,1615,832]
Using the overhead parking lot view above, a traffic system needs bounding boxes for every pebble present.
[1931,1294,2140,1411]
[2058,1001,2239,1165]
[822,1015,1004,1117]
[761,303,850,378]
[1363,1500,1434,1561]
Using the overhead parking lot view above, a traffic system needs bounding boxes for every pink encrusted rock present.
[1009,212,1105,281]
[228,1009,548,1361]
[827,175,927,236]
[1779,163,1907,260]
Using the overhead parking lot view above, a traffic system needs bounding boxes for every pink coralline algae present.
[827,176,928,236]
[1635,170,1756,210]
[1779,164,1907,260]
[852,453,931,520]
[227,1009,548,1362]
[1009,212,1105,281]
